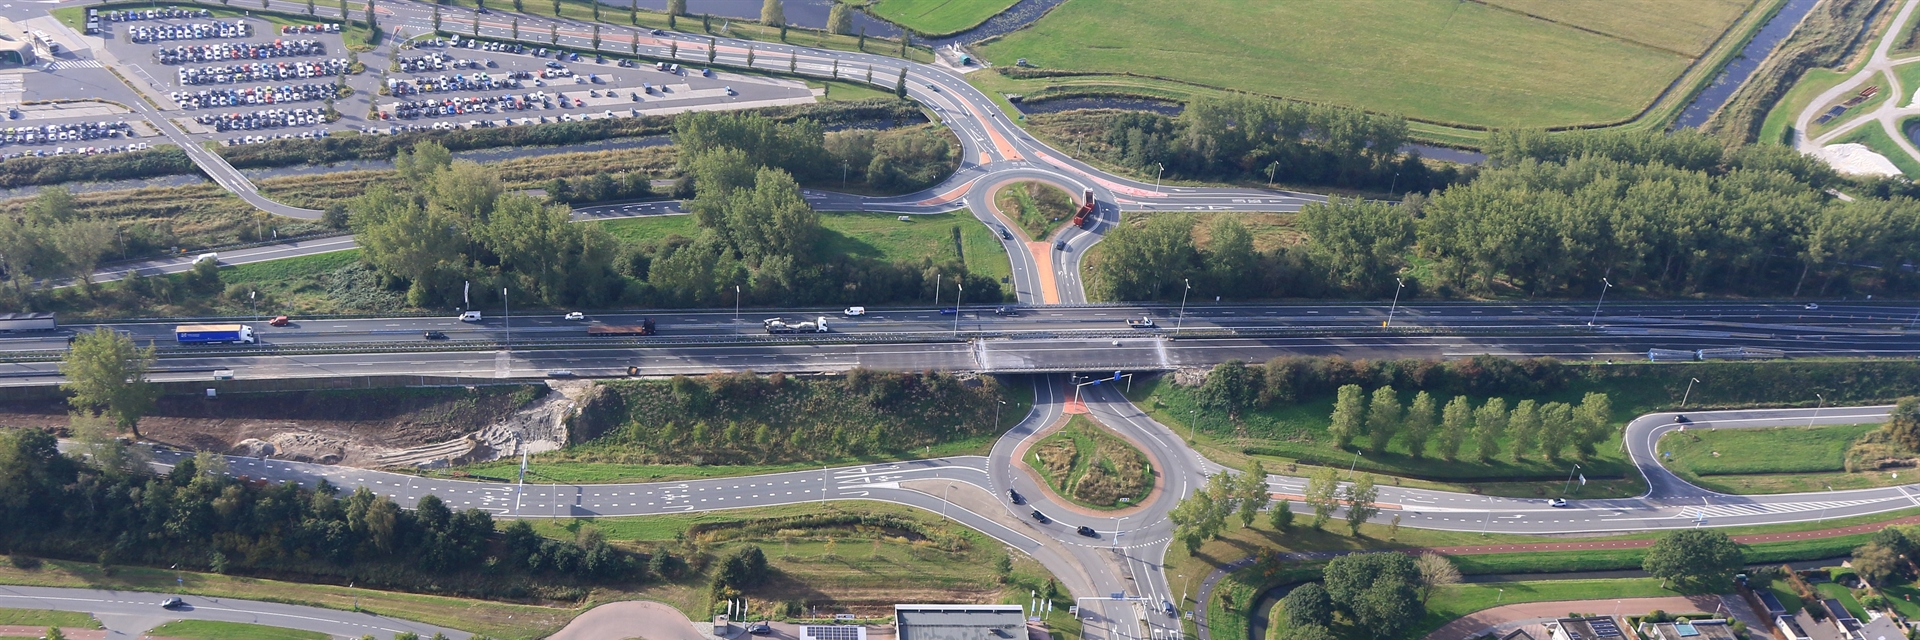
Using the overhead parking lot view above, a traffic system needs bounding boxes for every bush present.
[0,146,198,188]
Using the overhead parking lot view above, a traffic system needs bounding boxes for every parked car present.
[268,315,290,327]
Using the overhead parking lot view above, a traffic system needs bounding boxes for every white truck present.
[764,317,830,334]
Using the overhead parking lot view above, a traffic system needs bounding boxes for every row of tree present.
[1327,386,1615,463]
[0,428,657,596]
[1099,128,1920,301]
[1077,95,1460,193]
[1197,355,1566,412]
[0,187,120,295]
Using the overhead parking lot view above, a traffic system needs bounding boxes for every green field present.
[1660,424,1873,475]
[0,609,99,629]
[980,0,1708,128]
[1477,0,1755,56]
[1760,68,1848,144]
[993,181,1072,241]
[459,432,1003,484]
[867,0,1019,36]
[145,620,327,640]
[1837,121,1920,176]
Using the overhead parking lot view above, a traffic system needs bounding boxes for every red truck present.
[1071,188,1096,229]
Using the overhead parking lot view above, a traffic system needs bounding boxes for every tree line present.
[1097,128,1920,301]
[1323,385,1614,463]
[0,428,662,600]
[1194,355,1566,415]
[1064,94,1462,193]
[0,187,123,301]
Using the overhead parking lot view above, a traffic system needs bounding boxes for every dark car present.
[475,6,489,12]
[268,315,290,327]
[1055,240,1068,251]
[1673,414,1689,424]
[939,307,957,315]
[1008,489,1023,504]
[650,29,665,35]
[1030,510,1049,523]
[423,330,448,340]
[994,306,1016,316]
[745,622,771,635]
[160,597,184,609]
[1077,526,1098,538]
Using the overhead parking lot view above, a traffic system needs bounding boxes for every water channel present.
[1671,0,1823,129]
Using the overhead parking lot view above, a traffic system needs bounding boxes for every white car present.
[843,306,866,317]
[459,311,483,322]
[1548,498,1568,507]
[1805,303,1820,310]
[192,252,218,265]
[564,312,585,321]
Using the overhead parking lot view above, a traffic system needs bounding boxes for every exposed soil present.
[0,385,546,467]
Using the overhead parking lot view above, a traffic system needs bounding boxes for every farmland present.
[867,0,1019,36]
[979,0,1745,129]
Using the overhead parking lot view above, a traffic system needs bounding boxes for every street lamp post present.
[1819,483,1834,522]
[1175,279,1191,334]
[1481,495,1494,537]
[1810,393,1824,428]
[1113,515,1128,549]
[1385,278,1404,327]
[733,285,740,324]
[1154,163,1164,193]
[1588,278,1613,326]
[1346,449,1363,479]
[1267,162,1278,187]
[502,287,510,349]
[953,283,963,334]
[1681,378,1700,408]
[942,484,953,520]
[1561,463,1581,496]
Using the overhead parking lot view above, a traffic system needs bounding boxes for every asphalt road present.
[0,585,470,639]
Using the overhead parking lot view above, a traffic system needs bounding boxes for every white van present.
[192,253,218,265]
[459,311,483,322]
[843,306,866,317]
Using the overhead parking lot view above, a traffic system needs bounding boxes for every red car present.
[268,316,290,327]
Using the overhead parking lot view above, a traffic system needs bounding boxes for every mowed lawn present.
[1659,424,1874,476]
[979,0,1701,128]
[868,0,1019,36]
[145,620,326,640]
[1480,0,1754,55]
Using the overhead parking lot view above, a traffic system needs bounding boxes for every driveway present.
[544,600,706,640]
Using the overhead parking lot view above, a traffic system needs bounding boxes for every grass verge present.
[145,620,327,640]
[992,180,1071,242]
[0,609,100,629]
[1024,414,1154,509]
[1657,423,1916,494]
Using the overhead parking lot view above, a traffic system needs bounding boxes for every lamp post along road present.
[1175,279,1191,334]
[1682,378,1700,408]
[1588,278,1613,326]
[1385,278,1404,327]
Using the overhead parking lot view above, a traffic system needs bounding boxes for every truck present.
[764,317,830,334]
[1126,317,1155,329]
[0,312,56,332]
[587,318,656,336]
[1071,188,1096,229]
[175,324,255,344]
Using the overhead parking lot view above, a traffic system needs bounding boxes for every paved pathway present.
[544,600,706,640]
[1797,0,1920,170]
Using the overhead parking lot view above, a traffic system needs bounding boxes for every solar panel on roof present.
[1589,618,1623,637]
[801,626,862,640]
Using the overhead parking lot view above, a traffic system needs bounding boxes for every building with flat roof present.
[1640,619,1738,640]
[894,604,1026,640]
[1547,616,1625,640]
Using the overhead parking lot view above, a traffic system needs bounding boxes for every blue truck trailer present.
[175,324,255,344]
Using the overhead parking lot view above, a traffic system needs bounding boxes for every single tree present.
[1304,467,1338,530]
[1280,582,1333,628]
[432,5,441,30]
[60,328,159,440]
[759,0,783,28]
[1507,399,1539,460]
[1574,391,1615,459]
[1471,397,1508,463]
[1238,460,1270,527]
[1852,541,1903,584]
[1414,553,1460,602]
[1642,530,1743,590]
[1268,500,1293,530]
[1366,386,1400,454]
[1538,401,1575,462]
[746,46,755,67]
[708,36,717,63]
[1328,384,1366,449]
[894,67,907,98]
[1437,395,1471,462]
[667,0,684,15]
[826,3,851,35]
[1403,391,1437,459]
[1343,473,1378,536]
[45,627,66,640]
[511,17,519,39]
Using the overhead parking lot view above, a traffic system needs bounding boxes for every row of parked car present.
[0,143,150,159]
[98,8,213,22]
[128,21,252,43]
[277,23,341,35]
[386,72,524,96]
[152,40,327,65]
[395,52,495,73]
[171,83,336,109]
[385,93,552,119]
[176,59,351,85]
[0,122,134,146]
[225,129,330,145]
[193,107,329,131]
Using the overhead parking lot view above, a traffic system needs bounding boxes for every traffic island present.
[1021,413,1159,511]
